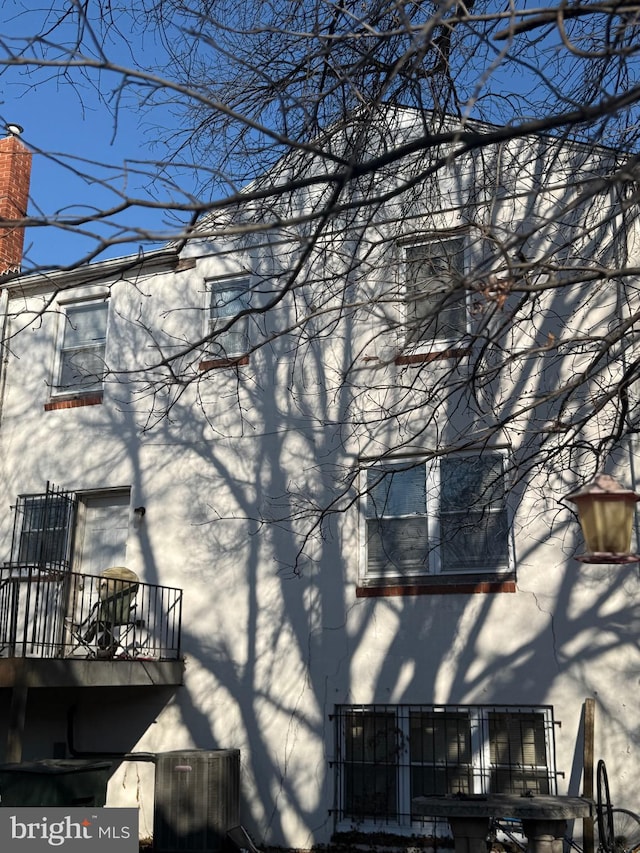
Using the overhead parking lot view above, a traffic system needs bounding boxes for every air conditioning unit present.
[153,749,241,853]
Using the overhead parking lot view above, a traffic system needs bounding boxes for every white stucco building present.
[0,109,637,850]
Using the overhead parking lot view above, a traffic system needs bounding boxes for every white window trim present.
[359,451,513,584]
[402,236,469,353]
[51,298,109,396]
[205,275,252,360]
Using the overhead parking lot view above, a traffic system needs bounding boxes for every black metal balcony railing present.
[0,566,182,661]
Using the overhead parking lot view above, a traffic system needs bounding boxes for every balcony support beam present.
[6,684,28,762]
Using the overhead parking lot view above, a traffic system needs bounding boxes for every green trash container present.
[0,759,112,807]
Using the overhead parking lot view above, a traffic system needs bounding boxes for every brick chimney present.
[0,130,32,275]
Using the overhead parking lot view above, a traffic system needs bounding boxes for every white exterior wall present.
[0,123,638,848]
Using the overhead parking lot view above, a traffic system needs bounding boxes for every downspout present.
[0,285,11,426]
[626,431,640,563]
[614,179,640,565]
[6,682,28,763]
[0,284,21,762]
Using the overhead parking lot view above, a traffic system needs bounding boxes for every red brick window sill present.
[356,579,516,597]
[395,348,471,366]
[199,355,250,370]
[44,392,103,411]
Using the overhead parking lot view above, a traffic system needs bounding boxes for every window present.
[56,301,108,393]
[363,454,510,583]
[11,486,77,570]
[405,239,466,345]
[334,704,556,827]
[207,277,251,359]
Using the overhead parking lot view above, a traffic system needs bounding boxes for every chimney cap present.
[4,124,24,137]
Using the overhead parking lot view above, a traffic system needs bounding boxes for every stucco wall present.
[0,126,637,848]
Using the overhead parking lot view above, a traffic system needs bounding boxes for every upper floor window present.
[405,239,466,346]
[207,277,251,360]
[363,453,510,584]
[333,703,556,828]
[56,301,108,393]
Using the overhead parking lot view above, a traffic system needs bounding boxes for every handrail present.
[0,565,182,661]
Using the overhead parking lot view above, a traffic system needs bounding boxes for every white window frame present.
[53,299,109,395]
[360,452,512,583]
[205,275,252,359]
[403,237,468,350]
[334,704,557,833]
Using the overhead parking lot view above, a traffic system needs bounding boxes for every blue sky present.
[2,1,541,274]
[0,2,185,271]
[0,1,620,273]
[2,92,173,271]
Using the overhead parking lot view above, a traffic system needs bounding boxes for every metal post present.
[6,683,28,763]
[583,698,595,853]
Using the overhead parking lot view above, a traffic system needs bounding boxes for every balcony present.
[0,566,184,688]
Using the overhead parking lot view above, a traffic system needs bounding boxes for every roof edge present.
[1,247,180,295]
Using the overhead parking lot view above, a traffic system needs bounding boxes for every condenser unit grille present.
[154,749,241,853]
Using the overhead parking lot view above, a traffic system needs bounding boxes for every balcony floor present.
[0,657,184,688]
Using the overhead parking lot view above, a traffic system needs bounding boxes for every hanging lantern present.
[565,474,640,563]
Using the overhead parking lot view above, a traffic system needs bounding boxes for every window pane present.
[411,765,471,798]
[489,712,549,795]
[491,769,550,795]
[211,283,249,319]
[345,711,397,819]
[366,466,426,518]
[367,517,429,575]
[410,711,471,764]
[209,279,250,357]
[440,510,509,570]
[59,345,106,391]
[490,713,547,765]
[63,303,107,348]
[440,456,509,571]
[345,765,397,819]
[366,465,429,576]
[18,495,73,566]
[406,240,466,342]
[441,455,505,512]
[409,711,472,799]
